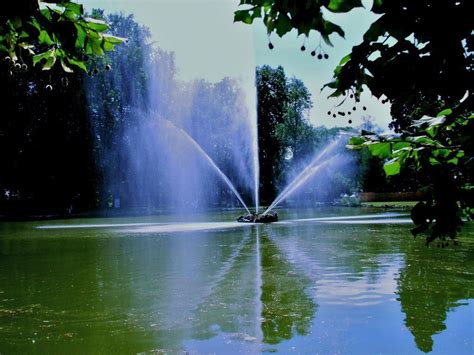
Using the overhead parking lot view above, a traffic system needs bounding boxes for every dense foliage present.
[235,0,472,130]
[0,0,124,75]
[235,0,473,243]
[0,52,96,215]
[349,107,473,244]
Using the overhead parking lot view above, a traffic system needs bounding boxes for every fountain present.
[85,17,346,223]
[263,138,343,215]
[237,211,278,223]
[159,118,251,215]
[159,118,278,222]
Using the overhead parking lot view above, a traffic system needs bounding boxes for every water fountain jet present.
[159,118,251,214]
[263,137,343,215]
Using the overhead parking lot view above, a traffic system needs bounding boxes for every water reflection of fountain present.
[255,226,263,348]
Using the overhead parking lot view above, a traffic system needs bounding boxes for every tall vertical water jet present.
[250,87,260,214]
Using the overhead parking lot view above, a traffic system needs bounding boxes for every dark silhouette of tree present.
[256,65,288,204]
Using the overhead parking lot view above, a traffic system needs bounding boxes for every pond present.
[0,208,473,354]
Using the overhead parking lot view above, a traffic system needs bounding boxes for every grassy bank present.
[361,201,418,208]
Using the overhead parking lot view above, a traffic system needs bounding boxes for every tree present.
[256,65,289,203]
[275,78,313,164]
[256,66,357,205]
[0,43,97,216]
[235,0,473,243]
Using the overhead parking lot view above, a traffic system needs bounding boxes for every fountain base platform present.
[237,211,278,223]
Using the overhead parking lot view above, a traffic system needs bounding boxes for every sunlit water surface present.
[0,208,473,354]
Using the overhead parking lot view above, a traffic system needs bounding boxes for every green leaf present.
[63,2,84,17]
[32,49,54,65]
[327,0,363,13]
[425,126,438,138]
[102,38,116,51]
[408,135,441,147]
[42,50,57,70]
[392,142,411,151]
[324,21,345,39]
[327,89,342,98]
[67,57,87,71]
[413,115,446,128]
[436,108,453,117]
[384,158,400,176]
[234,10,253,24]
[100,34,125,52]
[90,37,105,55]
[29,18,41,31]
[321,33,333,47]
[83,18,109,32]
[38,30,54,45]
[371,0,385,13]
[60,58,73,73]
[102,34,126,45]
[367,142,391,158]
[75,25,86,49]
[275,14,292,37]
[338,53,352,66]
[348,136,366,146]
[456,151,465,158]
[363,17,383,42]
[432,149,451,158]
[40,8,52,21]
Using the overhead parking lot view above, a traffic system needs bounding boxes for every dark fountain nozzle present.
[237,211,278,223]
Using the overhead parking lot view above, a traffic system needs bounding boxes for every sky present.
[81,0,391,129]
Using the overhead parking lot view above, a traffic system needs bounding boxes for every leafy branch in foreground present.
[0,0,125,74]
[348,102,473,245]
[235,1,472,133]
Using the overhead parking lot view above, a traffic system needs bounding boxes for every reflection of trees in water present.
[397,239,474,352]
[269,223,474,353]
[260,233,316,344]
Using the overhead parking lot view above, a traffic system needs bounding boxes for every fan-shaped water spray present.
[160,118,251,214]
[264,138,342,215]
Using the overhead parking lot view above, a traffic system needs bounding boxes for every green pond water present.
[0,208,473,354]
